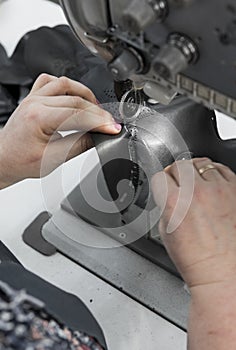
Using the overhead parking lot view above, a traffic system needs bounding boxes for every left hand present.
[0,74,121,188]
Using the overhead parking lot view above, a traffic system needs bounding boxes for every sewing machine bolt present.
[119,232,127,239]
[111,68,119,76]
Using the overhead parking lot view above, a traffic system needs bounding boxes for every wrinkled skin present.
[152,158,236,350]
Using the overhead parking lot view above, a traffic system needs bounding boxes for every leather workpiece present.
[1,24,236,219]
[0,25,106,124]
[0,44,18,124]
[92,96,236,220]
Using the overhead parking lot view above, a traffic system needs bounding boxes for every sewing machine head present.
[61,0,236,117]
[57,0,236,238]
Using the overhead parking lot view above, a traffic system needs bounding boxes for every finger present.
[151,170,178,212]
[165,159,196,187]
[193,158,225,182]
[34,76,97,103]
[40,106,122,135]
[30,73,57,93]
[162,160,196,234]
[40,133,94,176]
[41,95,106,117]
[213,162,236,182]
[164,164,179,187]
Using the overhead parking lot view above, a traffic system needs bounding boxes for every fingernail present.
[114,123,122,131]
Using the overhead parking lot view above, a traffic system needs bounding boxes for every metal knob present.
[153,45,189,80]
[153,33,199,80]
[108,49,143,81]
[122,0,168,33]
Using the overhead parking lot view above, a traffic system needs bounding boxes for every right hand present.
[0,74,121,188]
[151,158,236,290]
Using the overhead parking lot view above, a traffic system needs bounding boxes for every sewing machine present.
[25,0,236,330]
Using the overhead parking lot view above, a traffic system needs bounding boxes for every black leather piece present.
[22,212,57,256]
[91,96,236,220]
[0,25,99,86]
[0,263,107,349]
[12,25,104,83]
[0,85,17,125]
[0,44,18,124]
[0,44,8,67]
[0,242,20,265]
[0,25,107,125]
[0,41,31,86]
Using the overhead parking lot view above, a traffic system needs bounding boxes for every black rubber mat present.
[0,263,107,349]
[23,212,57,256]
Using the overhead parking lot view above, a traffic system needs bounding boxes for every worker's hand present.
[152,158,236,291]
[0,74,121,188]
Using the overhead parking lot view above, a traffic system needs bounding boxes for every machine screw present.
[153,33,199,80]
[111,68,119,76]
[119,232,127,239]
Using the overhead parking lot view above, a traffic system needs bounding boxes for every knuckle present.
[20,97,31,108]
[221,164,234,173]
[193,157,211,163]
[28,149,43,164]
[22,101,41,123]
[37,73,51,85]
[79,83,91,94]
[83,87,95,101]
[224,165,233,172]
[21,95,35,105]
[58,76,70,89]
[72,96,83,108]
[165,162,177,174]
[88,90,96,101]
[171,161,179,171]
